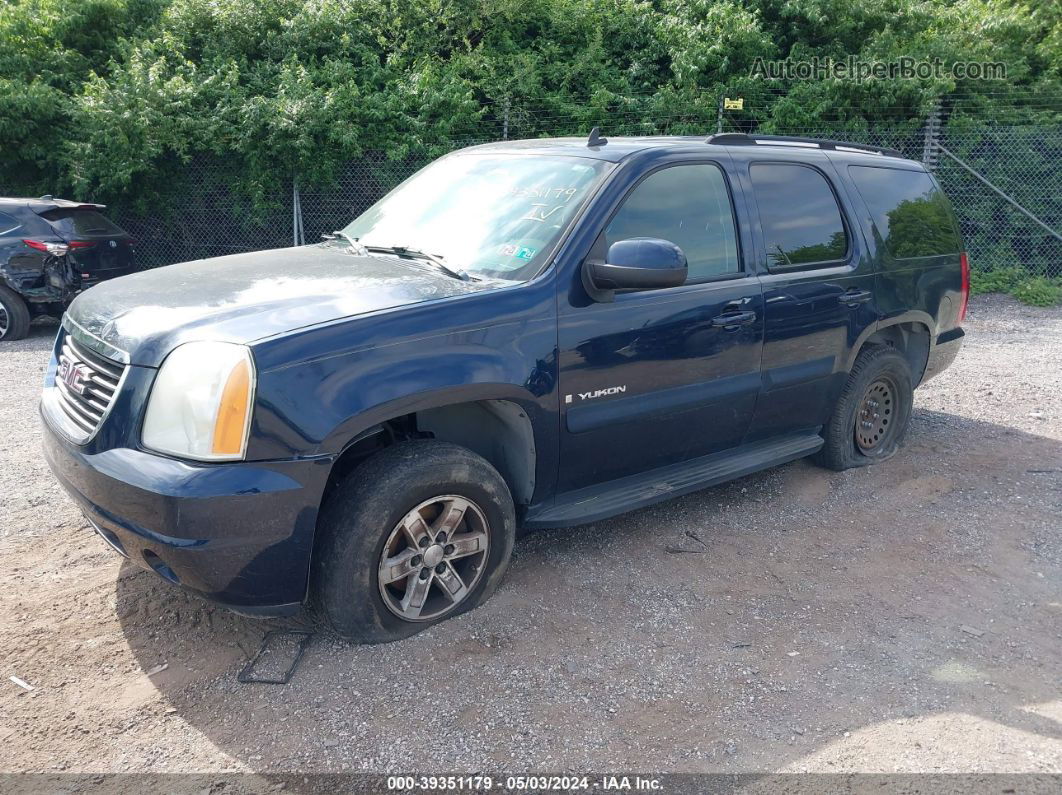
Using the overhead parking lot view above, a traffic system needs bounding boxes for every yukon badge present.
[565,385,626,404]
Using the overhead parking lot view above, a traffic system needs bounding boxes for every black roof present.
[0,197,106,213]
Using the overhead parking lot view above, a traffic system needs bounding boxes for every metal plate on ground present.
[237,630,313,684]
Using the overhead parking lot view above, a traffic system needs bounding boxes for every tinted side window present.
[848,166,960,258]
[39,209,124,237]
[0,211,20,235]
[750,164,848,269]
[605,164,739,281]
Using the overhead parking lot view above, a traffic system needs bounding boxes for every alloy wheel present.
[377,495,490,622]
[0,301,8,339]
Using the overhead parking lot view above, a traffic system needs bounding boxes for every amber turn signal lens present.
[211,358,252,456]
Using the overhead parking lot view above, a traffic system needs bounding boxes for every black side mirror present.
[585,238,688,296]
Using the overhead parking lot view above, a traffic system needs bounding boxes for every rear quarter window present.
[39,209,125,238]
[848,166,960,258]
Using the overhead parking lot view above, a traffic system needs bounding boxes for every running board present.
[524,432,823,529]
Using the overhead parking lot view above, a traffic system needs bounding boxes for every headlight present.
[142,341,256,461]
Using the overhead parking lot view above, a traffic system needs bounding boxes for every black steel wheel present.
[855,377,899,452]
[813,345,913,471]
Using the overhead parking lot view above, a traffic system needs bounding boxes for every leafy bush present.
[1011,276,1062,306]
[0,0,1060,214]
[970,266,1026,295]
[971,267,1062,306]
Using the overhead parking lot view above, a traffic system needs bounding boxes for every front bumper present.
[42,416,332,615]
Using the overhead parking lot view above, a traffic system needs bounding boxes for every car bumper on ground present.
[41,416,332,616]
[921,327,964,383]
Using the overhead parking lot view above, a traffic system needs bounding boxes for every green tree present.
[0,0,1059,214]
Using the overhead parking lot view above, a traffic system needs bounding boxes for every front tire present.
[0,286,31,341]
[313,440,516,643]
[814,345,914,471]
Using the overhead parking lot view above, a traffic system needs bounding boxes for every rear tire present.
[313,440,516,643]
[813,345,913,471]
[0,286,31,341]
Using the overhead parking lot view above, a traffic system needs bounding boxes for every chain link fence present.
[109,112,1062,281]
[934,125,1062,277]
[110,155,295,270]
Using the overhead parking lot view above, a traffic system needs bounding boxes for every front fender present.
[322,377,545,458]
[248,323,558,463]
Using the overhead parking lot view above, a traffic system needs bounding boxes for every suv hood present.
[65,245,499,367]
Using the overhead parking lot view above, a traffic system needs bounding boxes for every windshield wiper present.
[364,244,473,281]
[323,230,367,253]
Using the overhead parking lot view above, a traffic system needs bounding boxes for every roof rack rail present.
[706,133,902,158]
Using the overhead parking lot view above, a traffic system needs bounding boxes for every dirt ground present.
[0,294,1059,776]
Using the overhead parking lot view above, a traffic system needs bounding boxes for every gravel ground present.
[0,294,1059,776]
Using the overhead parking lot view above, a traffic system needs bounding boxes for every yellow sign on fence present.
[723,98,744,110]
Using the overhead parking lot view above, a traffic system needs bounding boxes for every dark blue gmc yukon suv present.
[41,133,967,642]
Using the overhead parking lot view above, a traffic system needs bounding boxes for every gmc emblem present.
[57,360,90,395]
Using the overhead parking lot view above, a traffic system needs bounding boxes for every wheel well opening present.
[323,400,536,508]
[861,323,931,385]
[415,400,536,506]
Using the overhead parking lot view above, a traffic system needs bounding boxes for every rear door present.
[740,157,877,441]
[556,158,764,492]
[37,208,135,285]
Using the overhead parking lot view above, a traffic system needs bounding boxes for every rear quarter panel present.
[829,157,964,369]
[0,213,61,302]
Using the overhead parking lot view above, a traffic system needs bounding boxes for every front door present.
[556,161,764,493]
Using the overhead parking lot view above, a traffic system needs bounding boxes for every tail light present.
[69,241,96,249]
[23,239,69,256]
[958,252,970,323]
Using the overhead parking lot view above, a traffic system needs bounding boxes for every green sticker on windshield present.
[498,244,537,260]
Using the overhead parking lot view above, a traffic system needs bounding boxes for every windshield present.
[342,153,612,281]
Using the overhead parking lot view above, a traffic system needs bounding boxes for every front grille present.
[53,334,126,438]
